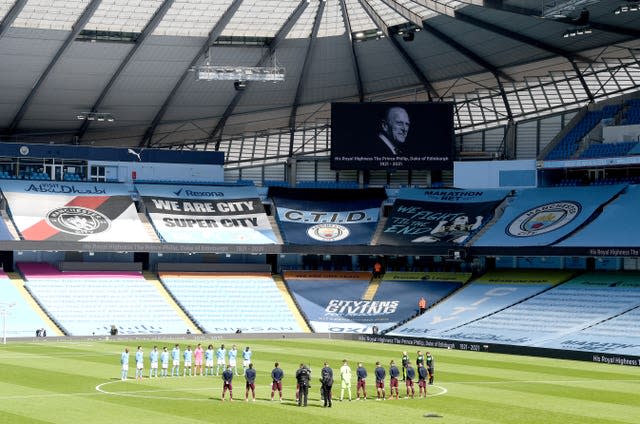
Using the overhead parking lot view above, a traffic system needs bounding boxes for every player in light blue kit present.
[160,347,169,377]
[228,345,239,376]
[205,344,215,376]
[135,346,144,380]
[149,346,159,378]
[183,345,193,376]
[242,346,252,374]
[215,344,226,376]
[120,348,129,381]
[171,344,181,377]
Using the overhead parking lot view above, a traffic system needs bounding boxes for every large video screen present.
[331,102,454,170]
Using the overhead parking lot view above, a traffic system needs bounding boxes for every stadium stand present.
[159,272,305,334]
[18,263,194,336]
[388,270,572,337]
[545,105,621,160]
[0,271,59,337]
[436,272,640,349]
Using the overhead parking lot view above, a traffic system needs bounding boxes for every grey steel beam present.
[6,0,102,135]
[356,0,437,100]
[421,20,513,83]
[210,0,309,150]
[77,0,174,142]
[140,0,243,148]
[339,0,364,102]
[378,0,424,28]
[454,9,593,63]
[288,0,325,157]
[571,60,595,102]
[0,0,27,39]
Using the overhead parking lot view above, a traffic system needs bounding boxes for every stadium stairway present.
[1,210,21,240]
[362,277,382,301]
[267,215,284,244]
[370,216,388,245]
[7,272,65,336]
[143,272,203,334]
[272,274,312,333]
[138,213,161,242]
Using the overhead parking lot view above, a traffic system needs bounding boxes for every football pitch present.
[0,337,638,424]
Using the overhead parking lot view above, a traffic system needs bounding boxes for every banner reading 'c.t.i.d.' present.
[378,188,509,246]
[137,184,277,244]
[269,187,387,245]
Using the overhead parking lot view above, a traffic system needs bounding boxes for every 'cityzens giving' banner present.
[474,185,625,247]
[137,184,277,244]
[378,188,509,246]
[0,180,152,242]
[269,187,386,245]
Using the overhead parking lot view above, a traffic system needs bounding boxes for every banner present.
[269,187,386,245]
[137,184,277,244]
[474,185,625,247]
[558,184,640,247]
[1,181,152,242]
[378,189,508,246]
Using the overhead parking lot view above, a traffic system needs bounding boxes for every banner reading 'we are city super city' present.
[378,188,509,246]
[0,180,152,242]
[137,184,278,244]
[269,187,387,245]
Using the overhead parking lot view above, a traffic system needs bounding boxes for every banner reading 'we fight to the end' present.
[378,188,509,246]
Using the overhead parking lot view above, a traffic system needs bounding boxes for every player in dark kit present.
[401,351,409,381]
[245,363,256,402]
[271,362,284,402]
[374,361,386,400]
[417,363,428,398]
[389,360,400,400]
[425,352,435,384]
[416,350,424,369]
[405,363,416,399]
[320,362,334,408]
[221,365,233,401]
[295,363,311,407]
[356,362,367,400]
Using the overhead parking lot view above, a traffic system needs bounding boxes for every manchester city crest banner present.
[0,181,153,242]
[268,187,387,245]
[137,184,278,244]
[378,188,509,246]
[474,185,625,247]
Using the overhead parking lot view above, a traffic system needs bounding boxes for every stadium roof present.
[0,0,638,150]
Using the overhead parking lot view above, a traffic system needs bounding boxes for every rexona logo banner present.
[0,181,152,242]
[474,185,625,247]
[269,187,386,245]
[136,184,277,244]
[378,188,509,246]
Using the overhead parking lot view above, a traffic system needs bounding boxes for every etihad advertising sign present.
[137,184,278,244]
[379,188,508,246]
[0,181,152,242]
[269,187,386,245]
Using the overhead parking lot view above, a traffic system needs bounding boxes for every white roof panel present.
[368,0,406,27]
[344,0,376,33]
[286,0,319,39]
[318,0,345,38]
[153,0,233,37]
[12,0,89,31]
[221,0,299,38]
[86,0,164,33]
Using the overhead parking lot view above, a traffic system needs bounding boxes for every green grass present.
[1,338,639,424]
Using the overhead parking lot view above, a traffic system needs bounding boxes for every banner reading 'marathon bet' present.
[137,184,277,244]
[269,187,387,245]
[0,180,153,242]
[378,188,509,246]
